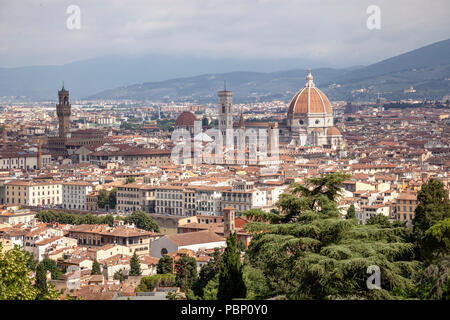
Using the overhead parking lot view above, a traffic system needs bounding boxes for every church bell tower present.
[218,82,233,143]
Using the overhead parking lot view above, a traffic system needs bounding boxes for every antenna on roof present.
[224,80,226,91]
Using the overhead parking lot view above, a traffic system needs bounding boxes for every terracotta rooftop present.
[166,230,225,246]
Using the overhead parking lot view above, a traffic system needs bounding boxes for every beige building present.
[116,182,145,213]
[86,191,99,211]
[0,206,36,225]
[394,192,418,224]
[0,238,13,252]
[0,151,51,170]
[5,180,62,206]
[67,224,161,256]
[87,243,130,261]
[89,148,172,167]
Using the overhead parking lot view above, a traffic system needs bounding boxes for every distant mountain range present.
[1,39,449,103]
[0,55,330,100]
[89,39,450,103]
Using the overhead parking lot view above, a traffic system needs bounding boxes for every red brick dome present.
[287,70,332,115]
[175,111,196,127]
[327,126,341,136]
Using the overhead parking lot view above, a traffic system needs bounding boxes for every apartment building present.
[220,180,267,213]
[194,186,225,216]
[0,206,36,225]
[155,185,184,215]
[393,191,418,224]
[140,185,156,213]
[357,204,390,223]
[86,191,99,211]
[183,188,196,216]
[116,182,144,213]
[62,181,93,210]
[4,180,62,206]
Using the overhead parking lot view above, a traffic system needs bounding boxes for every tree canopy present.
[0,244,39,300]
[124,210,160,232]
[243,173,420,300]
[157,255,173,274]
[174,254,197,291]
[193,248,222,298]
[346,204,356,220]
[36,210,115,227]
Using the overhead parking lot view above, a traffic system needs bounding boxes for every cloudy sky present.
[0,0,449,68]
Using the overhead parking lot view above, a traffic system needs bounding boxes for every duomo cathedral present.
[175,70,344,151]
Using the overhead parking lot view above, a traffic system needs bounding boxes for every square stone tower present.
[223,207,236,238]
[57,83,71,138]
[218,88,233,142]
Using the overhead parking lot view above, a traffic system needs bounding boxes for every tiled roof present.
[166,230,225,246]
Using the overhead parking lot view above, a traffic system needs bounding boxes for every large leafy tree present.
[124,210,160,232]
[157,255,174,274]
[203,274,219,300]
[99,188,117,210]
[193,248,222,298]
[114,269,125,283]
[217,232,246,300]
[42,258,61,280]
[137,274,176,292]
[346,204,356,220]
[413,179,450,240]
[108,188,117,209]
[129,252,142,276]
[174,254,197,291]
[414,218,450,299]
[243,265,271,299]
[0,244,39,300]
[243,173,419,300]
[97,189,109,209]
[35,210,115,227]
[422,218,450,261]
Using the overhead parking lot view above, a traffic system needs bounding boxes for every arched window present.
[161,248,168,255]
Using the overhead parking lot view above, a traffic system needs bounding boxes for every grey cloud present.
[0,0,449,67]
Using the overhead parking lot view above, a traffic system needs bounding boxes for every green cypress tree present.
[42,258,61,280]
[129,251,142,276]
[34,263,48,299]
[217,232,246,300]
[91,259,101,275]
[346,204,356,219]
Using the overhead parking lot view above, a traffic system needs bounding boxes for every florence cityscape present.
[0,0,449,308]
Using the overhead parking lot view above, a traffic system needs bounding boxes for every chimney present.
[223,207,235,238]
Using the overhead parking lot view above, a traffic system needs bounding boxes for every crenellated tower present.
[56,83,71,138]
